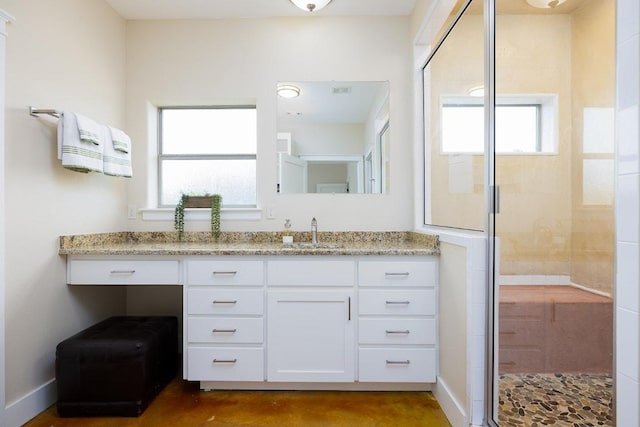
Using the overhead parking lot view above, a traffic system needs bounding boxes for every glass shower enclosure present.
[422,0,615,425]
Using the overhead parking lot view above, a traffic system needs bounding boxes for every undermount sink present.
[282,242,345,250]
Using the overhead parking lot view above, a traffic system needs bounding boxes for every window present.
[158,106,257,207]
[441,95,557,154]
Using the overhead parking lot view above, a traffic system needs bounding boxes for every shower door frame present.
[484,0,500,424]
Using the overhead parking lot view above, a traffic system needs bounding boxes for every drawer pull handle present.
[212,358,238,364]
[212,329,237,334]
[109,270,136,275]
[385,330,410,335]
[385,272,410,277]
[385,301,410,305]
[213,271,238,276]
[386,359,411,365]
[212,300,238,305]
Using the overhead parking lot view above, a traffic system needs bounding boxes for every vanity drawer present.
[67,259,180,285]
[358,259,437,287]
[187,288,264,315]
[359,290,436,316]
[359,319,436,345]
[187,260,264,286]
[187,347,264,381]
[267,259,355,286]
[188,318,264,344]
[358,348,436,383]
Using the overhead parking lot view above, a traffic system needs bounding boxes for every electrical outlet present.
[127,205,137,219]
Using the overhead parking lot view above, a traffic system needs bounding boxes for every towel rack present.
[29,107,61,119]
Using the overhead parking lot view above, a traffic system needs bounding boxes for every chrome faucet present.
[311,217,318,244]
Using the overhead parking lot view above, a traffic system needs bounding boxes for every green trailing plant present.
[210,194,222,240]
[174,193,187,240]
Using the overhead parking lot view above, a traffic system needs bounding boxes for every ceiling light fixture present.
[277,85,301,98]
[289,0,333,13]
[525,0,567,8]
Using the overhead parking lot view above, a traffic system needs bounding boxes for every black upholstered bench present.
[55,316,178,417]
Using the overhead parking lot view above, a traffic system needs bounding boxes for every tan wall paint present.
[2,0,127,405]
[570,0,615,293]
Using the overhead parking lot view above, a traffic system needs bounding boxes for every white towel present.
[104,126,133,177]
[75,113,102,146]
[108,126,130,153]
[57,112,103,173]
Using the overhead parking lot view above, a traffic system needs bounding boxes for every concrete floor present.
[24,377,452,427]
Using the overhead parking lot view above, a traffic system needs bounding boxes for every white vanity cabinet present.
[66,252,439,390]
[266,258,356,382]
[185,258,266,382]
[357,257,438,383]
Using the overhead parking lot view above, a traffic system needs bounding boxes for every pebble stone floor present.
[498,373,613,426]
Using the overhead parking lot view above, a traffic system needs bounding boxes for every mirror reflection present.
[276,81,389,194]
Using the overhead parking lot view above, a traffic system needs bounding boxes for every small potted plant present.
[210,194,222,241]
[174,193,187,240]
[174,193,223,241]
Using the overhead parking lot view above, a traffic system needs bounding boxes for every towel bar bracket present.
[29,107,61,119]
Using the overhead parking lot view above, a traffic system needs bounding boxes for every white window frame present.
[440,94,558,155]
[157,105,258,208]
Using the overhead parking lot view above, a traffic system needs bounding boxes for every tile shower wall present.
[616,0,640,425]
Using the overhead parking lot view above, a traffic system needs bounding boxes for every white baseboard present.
[433,376,467,427]
[5,379,56,427]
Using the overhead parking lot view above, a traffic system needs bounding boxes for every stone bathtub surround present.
[59,231,440,256]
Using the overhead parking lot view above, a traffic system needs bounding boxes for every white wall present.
[0,9,12,427]
[1,0,128,424]
[124,16,413,232]
[436,242,468,426]
[615,0,640,425]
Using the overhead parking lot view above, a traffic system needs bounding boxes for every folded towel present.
[104,126,132,177]
[57,112,103,173]
[75,113,102,145]
[108,126,130,153]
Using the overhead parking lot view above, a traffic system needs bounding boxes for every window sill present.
[140,207,262,222]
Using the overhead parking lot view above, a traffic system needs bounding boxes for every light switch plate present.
[128,205,137,219]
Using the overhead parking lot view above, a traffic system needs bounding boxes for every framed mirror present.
[276,81,390,194]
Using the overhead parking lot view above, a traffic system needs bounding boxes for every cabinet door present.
[267,290,355,382]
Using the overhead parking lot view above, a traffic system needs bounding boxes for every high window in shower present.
[421,0,615,425]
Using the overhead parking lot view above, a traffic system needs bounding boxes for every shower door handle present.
[491,185,500,214]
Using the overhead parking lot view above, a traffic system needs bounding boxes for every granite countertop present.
[59,231,440,257]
